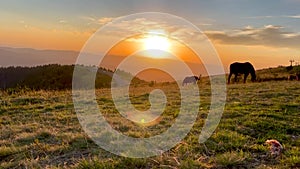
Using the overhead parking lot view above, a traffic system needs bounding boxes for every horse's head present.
[194,75,200,81]
[251,74,257,82]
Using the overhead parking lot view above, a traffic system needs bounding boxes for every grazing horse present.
[182,75,201,86]
[288,74,299,81]
[228,62,256,84]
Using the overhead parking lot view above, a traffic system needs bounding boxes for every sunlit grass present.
[0,81,299,168]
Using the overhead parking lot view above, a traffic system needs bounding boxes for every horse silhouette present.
[288,74,299,81]
[182,75,201,86]
[228,62,256,84]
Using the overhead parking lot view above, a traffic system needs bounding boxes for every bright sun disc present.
[143,35,170,51]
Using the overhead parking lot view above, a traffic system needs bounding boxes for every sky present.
[1,0,300,69]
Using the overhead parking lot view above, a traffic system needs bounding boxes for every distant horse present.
[288,74,299,81]
[182,75,201,86]
[228,62,256,84]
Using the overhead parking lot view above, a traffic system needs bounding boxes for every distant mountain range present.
[0,46,222,82]
[0,46,78,67]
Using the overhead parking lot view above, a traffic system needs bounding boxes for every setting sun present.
[143,35,170,51]
[142,30,172,58]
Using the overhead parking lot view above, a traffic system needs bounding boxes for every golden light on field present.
[142,30,171,58]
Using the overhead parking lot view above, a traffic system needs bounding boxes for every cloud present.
[285,15,300,19]
[59,20,67,24]
[98,17,114,24]
[244,16,274,19]
[205,25,300,49]
[77,16,300,50]
[99,17,209,44]
[80,16,96,22]
[80,16,114,25]
[244,15,300,19]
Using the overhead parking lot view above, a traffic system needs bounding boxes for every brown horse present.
[228,62,256,84]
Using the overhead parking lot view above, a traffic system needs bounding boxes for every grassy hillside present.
[0,64,299,90]
[256,65,300,81]
[1,80,299,168]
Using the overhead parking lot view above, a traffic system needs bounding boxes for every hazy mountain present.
[0,47,78,67]
[0,46,222,82]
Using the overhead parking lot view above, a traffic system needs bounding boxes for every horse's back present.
[183,76,198,85]
[230,62,254,73]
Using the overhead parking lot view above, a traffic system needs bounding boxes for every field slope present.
[0,80,299,168]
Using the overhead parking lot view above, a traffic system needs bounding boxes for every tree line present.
[0,64,141,90]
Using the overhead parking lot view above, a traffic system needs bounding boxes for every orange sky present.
[1,1,300,71]
[103,35,200,62]
[1,20,299,70]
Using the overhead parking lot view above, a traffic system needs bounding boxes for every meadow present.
[0,79,299,168]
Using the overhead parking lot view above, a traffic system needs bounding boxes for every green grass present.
[0,81,299,168]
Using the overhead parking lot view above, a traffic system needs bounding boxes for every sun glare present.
[142,30,171,58]
[143,35,170,51]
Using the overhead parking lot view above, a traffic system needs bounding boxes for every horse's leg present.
[244,73,249,83]
[234,74,238,83]
[228,73,232,84]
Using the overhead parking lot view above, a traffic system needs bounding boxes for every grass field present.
[1,80,299,168]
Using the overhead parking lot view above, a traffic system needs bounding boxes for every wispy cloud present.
[98,17,210,44]
[205,25,300,49]
[98,17,114,24]
[243,16,274,19]
[285,15,300,18]
[18,20,29,29]
[78,16,300,50]
[198,23,213,27]
[244,15,300,19]
[59,20,67,24]
[80,16,114,25]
